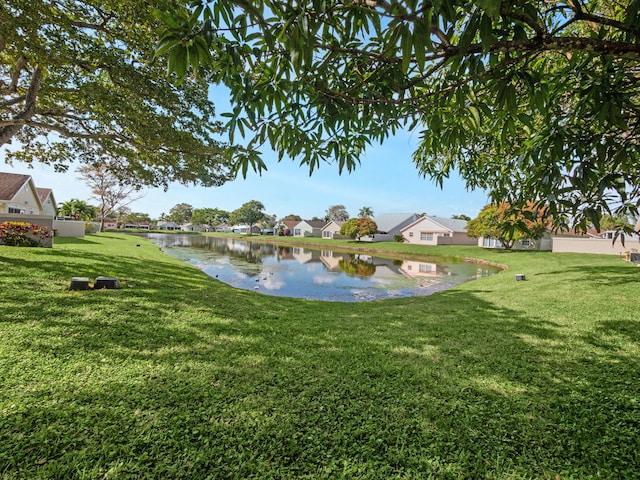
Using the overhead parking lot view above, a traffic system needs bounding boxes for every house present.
[0,172,45,215]
[321,220,346,239]
[275,219,300,236]
[181,223,206,232]
[102,218,119,229]
[214,223,232,233]
[360,213,421,242]
[478,233,552,251]
[401,216,476,245]
[36,188,57,216]
[122,222,150,230]
[231,224,261,234]
[157,221,180,231]
[293,220,327,237]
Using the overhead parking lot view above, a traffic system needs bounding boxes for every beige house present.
[321,220,346,239]
[293,220,327,237]
[0,172,45,214]
[401,216,476,246]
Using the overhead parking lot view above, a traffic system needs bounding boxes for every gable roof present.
[303,220,327,229]
[322,220,345,229]
[373,213,419,233]
[0,172,31,201]
[401,215,470,233]
[36,187,53,203]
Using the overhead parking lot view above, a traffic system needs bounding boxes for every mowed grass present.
[0,233,638,479]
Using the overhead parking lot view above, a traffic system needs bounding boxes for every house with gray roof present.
[360,213,421,242]
[293,220,327,238]
[401,216,476,245]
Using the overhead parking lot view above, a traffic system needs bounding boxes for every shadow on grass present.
[1,237,638,478]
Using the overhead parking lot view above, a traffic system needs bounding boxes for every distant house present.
[231,224,261,234]
[360,213,421,242]
[157,221,180,231]
[122,222,150,230]
[102,218,119,229]
[214,223,232,233]
[0,172,45,215]
[181,223,206,232]
[321,220,346,239]
[293,220,327,237]
[401,216,476,245]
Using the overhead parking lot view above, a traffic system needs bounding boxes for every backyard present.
[0,233,638,479]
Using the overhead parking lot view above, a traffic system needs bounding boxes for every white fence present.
[552,236,640,255]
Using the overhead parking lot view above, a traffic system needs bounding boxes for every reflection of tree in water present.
[338,257,376,278]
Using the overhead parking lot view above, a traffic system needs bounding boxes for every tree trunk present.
[0,66,43,146]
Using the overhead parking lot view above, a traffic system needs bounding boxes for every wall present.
[53,220,86,238]
[0,214,54,247]
[552,236,640,255]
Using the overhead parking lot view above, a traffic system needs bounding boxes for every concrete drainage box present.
[69,277,90,291]
[94,276,120,289]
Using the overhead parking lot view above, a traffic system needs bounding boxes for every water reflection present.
[144,234,499,302]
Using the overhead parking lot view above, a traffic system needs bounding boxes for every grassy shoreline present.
[1,233,638,479]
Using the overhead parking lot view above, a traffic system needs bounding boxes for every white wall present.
[53,220,86,238]
[552,236,640,255]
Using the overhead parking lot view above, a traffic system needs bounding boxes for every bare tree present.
[77,164,144,231]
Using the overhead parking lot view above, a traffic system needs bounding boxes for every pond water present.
[144,234,500,302]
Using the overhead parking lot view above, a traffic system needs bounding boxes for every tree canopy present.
[77,163,143,230]
[167,203,193,224]
[466,203,548,249]
[325,204,350,222]
[229,200,266,231]
[156,0,640,233]
[1,0,233,187]
[340,217,378,241]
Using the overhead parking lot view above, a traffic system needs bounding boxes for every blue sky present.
[2,86,489,221]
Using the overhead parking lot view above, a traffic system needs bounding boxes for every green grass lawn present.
[1,233,638,479]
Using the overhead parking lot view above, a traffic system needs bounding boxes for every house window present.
[419,263,433,272]
[294,228,301,236]
[521,239,531,247]
[420,232,433,241]
[323,230,332,238]
[441,233,451,237]
[8,207,23,214]
[409,232,413,237]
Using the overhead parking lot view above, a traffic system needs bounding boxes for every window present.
[294,229,301,236]
[323,230,332,238]
[521,239,531,247]
[8,207,23,214]
[409,232,413,237]
[440,233,451,237]
[419,263,434,272]
[420,232,433,241]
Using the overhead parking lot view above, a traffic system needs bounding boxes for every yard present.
[1,233,638,479]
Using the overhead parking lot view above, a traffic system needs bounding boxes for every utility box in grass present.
[94,276,120,289]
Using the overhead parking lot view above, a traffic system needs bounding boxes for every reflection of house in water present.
[320,250,343,271]
[291,247,322,264]
[398,260,450,288]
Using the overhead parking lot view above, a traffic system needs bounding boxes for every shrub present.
[0,221,52,247]
[393,234,406,243]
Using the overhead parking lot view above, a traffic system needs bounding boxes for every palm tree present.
[58,199,97,221]
[358,206,374,218]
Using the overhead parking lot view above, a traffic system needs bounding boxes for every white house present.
[0,172,44,215]
[157,221,180,231]
[401,216,476,245]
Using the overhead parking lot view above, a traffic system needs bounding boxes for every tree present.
[283,214,302,221]
[58,199,97,221]
[190,208,229,226]
[466,203,548,250]
[77,164,143,231]
[1,0,233,187]
[358,207,374,218]
[167,203,193,224]
[325,205,349,222]
[156,1,640,233]
[228,200,266,234]
[340,217,378,241]
[120,212,151,224]
[452,214,471,221]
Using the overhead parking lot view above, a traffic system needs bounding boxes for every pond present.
[144,234,500,302]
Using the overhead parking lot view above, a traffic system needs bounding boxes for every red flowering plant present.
[0,221,52,247]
